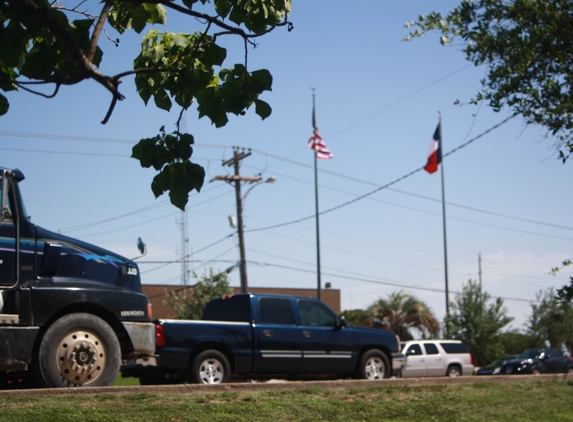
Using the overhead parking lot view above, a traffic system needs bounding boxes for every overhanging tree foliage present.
[0,0,292,209]
[405,0,573,163]
[445,280,513,366]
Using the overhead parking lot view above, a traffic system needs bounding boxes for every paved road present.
[0,373,571,397]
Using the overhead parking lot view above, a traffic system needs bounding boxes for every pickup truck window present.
[258,298,295,325]
[298,299,337,327]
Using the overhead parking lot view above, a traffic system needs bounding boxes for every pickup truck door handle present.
[263,330,273,337]
[303,331,313,338]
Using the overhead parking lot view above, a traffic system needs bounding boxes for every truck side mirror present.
[336,316,348,329]
[137,237,146,255]
[120,238,147,277]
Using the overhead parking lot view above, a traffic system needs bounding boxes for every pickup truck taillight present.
[156,323,165,347]
[470,353,474,365]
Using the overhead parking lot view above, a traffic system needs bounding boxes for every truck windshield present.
[0,174,10,217]
[0,176,29,220]
[16,184,30,220]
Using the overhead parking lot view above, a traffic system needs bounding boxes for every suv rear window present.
[440,342,469,354]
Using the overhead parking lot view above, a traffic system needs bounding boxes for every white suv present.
[400,340,474,378]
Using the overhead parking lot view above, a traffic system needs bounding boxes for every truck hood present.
[36,225,130,264]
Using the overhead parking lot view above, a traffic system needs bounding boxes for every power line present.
[246,260,536,304]
[246,115,517,234]
[64,188,232,237]
[140,233,235,274]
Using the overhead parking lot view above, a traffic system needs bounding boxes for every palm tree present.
[367,291,440,340]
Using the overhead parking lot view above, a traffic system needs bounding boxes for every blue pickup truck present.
[123,293,404,384]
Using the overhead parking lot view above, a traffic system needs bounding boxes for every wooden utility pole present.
[211,148,262,293]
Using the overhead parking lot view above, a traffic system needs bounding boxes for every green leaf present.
[171,33,191,49]
[255,99,271,120]
[0,94,9,116]
[251,69,273,92]
[169,187,188,210]
[201,43,227,67]
[153,44,165,63]
[135,75,153,105]
[153,89,172,111]
[142,4,167,26]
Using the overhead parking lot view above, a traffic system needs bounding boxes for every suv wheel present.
[446,365,461,378]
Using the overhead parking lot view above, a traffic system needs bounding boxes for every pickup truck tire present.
[190,350,230,385]
[36,313,121,388]
[357,349,390,380]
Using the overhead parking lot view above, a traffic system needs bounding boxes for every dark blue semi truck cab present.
[124,293,404,384]
[0,167,155,388]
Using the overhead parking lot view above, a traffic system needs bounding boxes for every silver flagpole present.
[312,90,322,301]
[438,114,450,318]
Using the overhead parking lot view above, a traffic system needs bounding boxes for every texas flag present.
[424,123,441,174]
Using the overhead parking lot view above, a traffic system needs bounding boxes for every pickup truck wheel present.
[357,349,390,380]
[36,313,121,388]
[190,350,230,385]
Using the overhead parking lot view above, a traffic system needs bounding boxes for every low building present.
[142,285,341,320]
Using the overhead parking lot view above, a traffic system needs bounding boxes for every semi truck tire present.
[190,350,230,384]
[356,349,390,380]
[36,313,121,388]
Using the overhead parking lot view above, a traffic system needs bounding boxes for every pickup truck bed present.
[123,293,404,384]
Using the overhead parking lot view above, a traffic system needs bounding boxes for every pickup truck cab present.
[124,293,404,384]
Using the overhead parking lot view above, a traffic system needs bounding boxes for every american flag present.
[308,126,333,160]
[308,103,333,159]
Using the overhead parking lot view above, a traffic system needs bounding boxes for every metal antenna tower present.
[177,112,190,286]
[177,208,190,286]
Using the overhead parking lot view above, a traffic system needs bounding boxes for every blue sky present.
[2,1,572,332]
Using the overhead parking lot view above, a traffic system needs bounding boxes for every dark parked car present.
[500,348,573,375]
[476,354,519,375]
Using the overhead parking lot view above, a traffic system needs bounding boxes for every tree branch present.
[16,82,61,99]
[88,1,113,62]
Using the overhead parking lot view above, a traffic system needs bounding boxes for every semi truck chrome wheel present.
[36,313,121,388]
[56,330,106,384]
